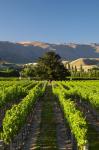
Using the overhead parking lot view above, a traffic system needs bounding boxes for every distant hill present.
[70,58,99,71]
[0,41,99,64]
[0,57,8,64]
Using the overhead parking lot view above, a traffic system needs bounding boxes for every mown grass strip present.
[36,85,58,150]
[88,124,99,150]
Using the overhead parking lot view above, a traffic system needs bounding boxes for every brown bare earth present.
[19,41,50,49]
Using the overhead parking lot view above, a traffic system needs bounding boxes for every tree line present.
[0,51,99,80]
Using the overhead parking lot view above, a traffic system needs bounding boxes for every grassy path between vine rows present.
[36,85,58,149]
[88,125,99,150]
[36,84,73,150]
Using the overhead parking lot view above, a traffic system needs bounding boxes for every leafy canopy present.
[36,51,70,80]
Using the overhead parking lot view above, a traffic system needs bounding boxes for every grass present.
[88,124,99,150]
[36,85,58,150]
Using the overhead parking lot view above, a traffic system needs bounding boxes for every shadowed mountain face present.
[0,41,99,64]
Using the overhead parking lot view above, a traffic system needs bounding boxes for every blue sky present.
[0,0,99,43]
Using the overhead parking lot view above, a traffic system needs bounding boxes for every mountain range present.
[0,41,99,64]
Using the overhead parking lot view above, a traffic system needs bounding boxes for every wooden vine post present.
[0,140,4,150]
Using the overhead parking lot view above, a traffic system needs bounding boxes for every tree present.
[67,63,71,70]
[21,66,35,77]
[80,64,84,72]
[74,66,77,72]
[36,51,70,80]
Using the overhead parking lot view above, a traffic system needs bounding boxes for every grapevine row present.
[52,82,88,149]
[0,81,47,143]
[0,81,36,108]
[62,81,99,112]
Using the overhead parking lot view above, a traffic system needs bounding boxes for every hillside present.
[0,58,7,64]
[70,58,99,71]
[0,41,99,64]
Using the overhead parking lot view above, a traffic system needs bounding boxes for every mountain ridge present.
[0,41,99,64]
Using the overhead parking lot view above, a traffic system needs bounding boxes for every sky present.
[0,0,99,44]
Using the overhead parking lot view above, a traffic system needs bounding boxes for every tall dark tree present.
[36,51,70,80]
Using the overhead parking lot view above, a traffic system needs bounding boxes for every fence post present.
[0,140,4,150]
[83,144,88,150]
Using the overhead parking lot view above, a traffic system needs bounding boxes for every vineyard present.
[0,80,99,150]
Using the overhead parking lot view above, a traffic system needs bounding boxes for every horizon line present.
[0,40,99,45]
